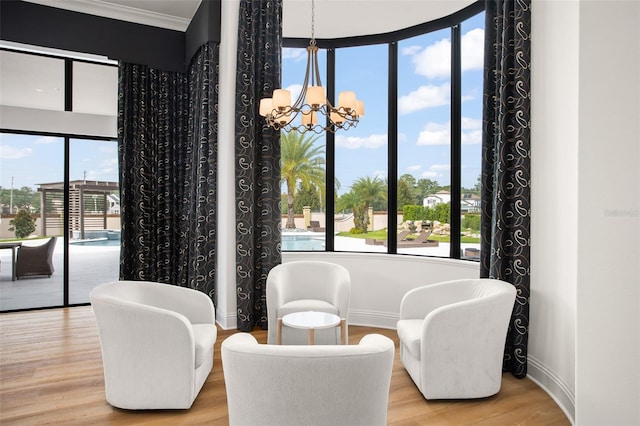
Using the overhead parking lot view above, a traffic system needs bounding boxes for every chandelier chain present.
[311,0,315,42]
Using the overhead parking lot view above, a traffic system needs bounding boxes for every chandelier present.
[259,0,364,134]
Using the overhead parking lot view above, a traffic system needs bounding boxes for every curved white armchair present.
[266,261,350,345]
[90,281,217,409]
[222,333,395,426]
[397,278,516,400]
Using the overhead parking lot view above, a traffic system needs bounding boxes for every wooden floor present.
[0,307,570,425]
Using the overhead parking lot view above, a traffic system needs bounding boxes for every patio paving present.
[0,238,120,311]
[1,235,479,312]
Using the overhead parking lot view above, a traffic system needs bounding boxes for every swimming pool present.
[281,234,326,251]
[69,233,325,250]
[70,237,121,246]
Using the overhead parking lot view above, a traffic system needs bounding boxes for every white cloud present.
[284,83,303,104]
[410,28,485,79]
[461,117,483,145]
[430,164,450,172]
[417,122,449,146]
[372,170,387,180]
[34,136,59,144]
[421,170,439,179]
[401,45,421,56]
[462,130,482,145]
[416,117,483,146]
[461,28,484,72]
[99,145,117,154]
[461,117,482,145]
[412,38,451,79]
[84,170,99,180]
[406,165,421,172]
[0,145,33,159]
[398,83,450,115]
[282,48,307,62]
[335,133,386,149]
[101,158,119,170]
[421,164,450,180]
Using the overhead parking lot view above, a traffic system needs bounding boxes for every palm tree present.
[280,131,325,229]
[336,191,366,232]
[351,176,387,232]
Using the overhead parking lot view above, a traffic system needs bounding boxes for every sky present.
[0,11,483,197]
[282,11,485,195]
[0,134,119,191]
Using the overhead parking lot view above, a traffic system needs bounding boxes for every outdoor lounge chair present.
[15,237,57,279]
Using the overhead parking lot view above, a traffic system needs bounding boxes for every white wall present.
[283,252,479,328]
[575,1,639,425]
[530,0,579,421]
[215,0,240,329]
[531,1,640,425]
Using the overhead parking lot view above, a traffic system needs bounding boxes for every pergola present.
[37,180,119,239]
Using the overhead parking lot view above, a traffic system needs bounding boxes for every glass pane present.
[68,138,120,304]
[334,44,388,253]
[0,51,65,111]
[0,133,65,310]
[460,12,484,261]
[73,62,118,115]
[397,29,452,256]
[280,47,327,251]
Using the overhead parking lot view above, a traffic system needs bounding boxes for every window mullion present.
[450,25,462,258]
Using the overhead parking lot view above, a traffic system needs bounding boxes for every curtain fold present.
[235,0,283,331]
[118,42,219,301]
[480,0,531,378]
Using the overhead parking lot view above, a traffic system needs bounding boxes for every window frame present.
[0,47,118,312]
[282,1,485,259]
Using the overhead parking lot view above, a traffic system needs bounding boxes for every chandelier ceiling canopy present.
[259,0,364,134]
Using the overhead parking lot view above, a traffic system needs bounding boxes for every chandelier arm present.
[261,0,360,134]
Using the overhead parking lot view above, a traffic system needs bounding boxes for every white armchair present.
[266,261,350,345]
[90,280,217,409]
[221,333,395,426]
[397,278,516,399]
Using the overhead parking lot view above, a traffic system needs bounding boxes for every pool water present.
[70,234,325,250]
[281,234,325,251]
[71,238,121,246]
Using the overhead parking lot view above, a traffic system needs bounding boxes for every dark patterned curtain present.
[480,0,531,378]
[235,0,283,331]
[118,42,219,301]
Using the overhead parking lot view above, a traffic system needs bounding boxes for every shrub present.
[462,213,481,231]
[9,209,36,239]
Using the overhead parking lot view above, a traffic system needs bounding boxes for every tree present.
[294,182,322,213]
[351,176,387,232]
[397,176,416,210]
[415,178,440,201]
[9,209,36,239]
[336,191,366,233]
[280,131,326,229]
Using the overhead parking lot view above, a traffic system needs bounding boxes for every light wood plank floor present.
[0,307,570,425]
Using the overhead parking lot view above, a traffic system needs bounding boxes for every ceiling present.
[23,0,477,37]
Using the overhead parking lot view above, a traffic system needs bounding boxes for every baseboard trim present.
[527,355,575,425]
[215,309,237,330]
[348,309,398,330]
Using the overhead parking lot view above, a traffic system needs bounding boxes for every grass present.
[336,229,481,244]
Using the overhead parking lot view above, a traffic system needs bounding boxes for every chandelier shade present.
[259,0,364,134]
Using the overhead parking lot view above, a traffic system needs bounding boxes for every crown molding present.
[22,0,192,32]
